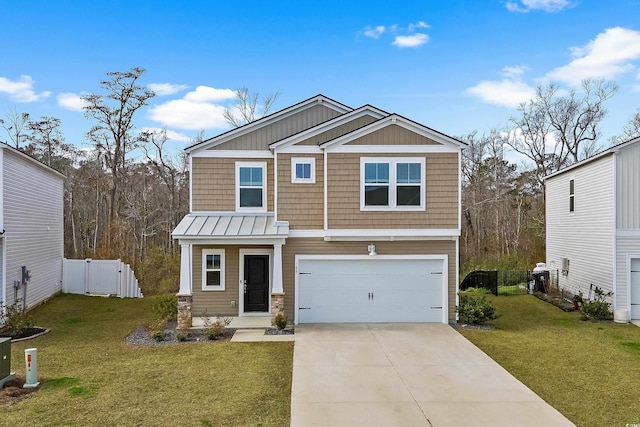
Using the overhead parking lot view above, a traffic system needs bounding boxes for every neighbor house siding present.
[277,153,324,229]
[281,238,458,322]
[327,152,459,229]
[546,155,616,297]
[192,157,274,212]
[615,231,640,310]
[3,149,63,310]
[345,124,441,145]
[616,143,640,230]
[209,105,343,150]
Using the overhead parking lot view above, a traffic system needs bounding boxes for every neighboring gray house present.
[545,136,640,320]
[0,142,64,311]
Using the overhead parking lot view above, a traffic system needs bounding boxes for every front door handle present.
[243,280,247,294]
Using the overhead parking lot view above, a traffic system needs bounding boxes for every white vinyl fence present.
[63,259,143,298]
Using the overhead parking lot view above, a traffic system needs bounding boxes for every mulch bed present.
[125,320,236,346]
[0,327,48,341]
[450,322,495,330]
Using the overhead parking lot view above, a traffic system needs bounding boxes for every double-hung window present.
[361,157,426,211]
[236,162,267,212]
[202,249,225,291]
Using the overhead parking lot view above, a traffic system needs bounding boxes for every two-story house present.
[546,136,640,322]
[172,95,465,327]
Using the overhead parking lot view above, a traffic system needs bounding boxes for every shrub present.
[176,331,191,342]
[152,330,165,342]
[0,299,33,336]
[273,313,287,330]
[151,294,177,322]
[458,294,500,325]
[580,286,613,320]
[202,313,232,340]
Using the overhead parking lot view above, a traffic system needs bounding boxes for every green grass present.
[6,294,293,426]
[458,295,640,427]
[498,284,527,295]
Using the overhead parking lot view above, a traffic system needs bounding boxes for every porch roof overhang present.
[172,213,289,244]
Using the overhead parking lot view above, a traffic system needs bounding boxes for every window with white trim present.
[360,157,425,211]
[236,162,267,212]
[569,179,575,212]
[202,249,225,291]
[291,157,316,183]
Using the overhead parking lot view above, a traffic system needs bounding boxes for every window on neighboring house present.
[236,162,267,211]
[361,157,425,210]
[291,157,316,183]
[202,249,225,291]
[569,179,575,212]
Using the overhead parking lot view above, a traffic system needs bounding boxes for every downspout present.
[274,149,278,221]
[612,151,618,310]
[323,148,328,233]
[188,154,193,213]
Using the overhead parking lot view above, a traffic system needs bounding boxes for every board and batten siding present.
[616,142,640,230]
[191,157,274,212]
[2,148,63,310]
[327,152,459,229]
[209,104,343,151]
[281,238,458,322]
[295,115,379,146]
[546,155,616,298]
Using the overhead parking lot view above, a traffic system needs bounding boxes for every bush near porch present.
[3,294,293,426]
[458,295,640,427]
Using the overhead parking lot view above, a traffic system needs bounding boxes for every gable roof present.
[269,104,389,150]
[319,114,466,150]
[0,141,66,179]
[545,136,640,180]
[185,94,352,153]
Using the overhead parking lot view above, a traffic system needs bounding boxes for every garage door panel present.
[631,259,640,319]
[297,258,445,323]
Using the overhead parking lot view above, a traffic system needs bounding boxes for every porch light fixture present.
[368,243,377,256]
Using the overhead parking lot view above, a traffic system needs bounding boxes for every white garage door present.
[631,258,640,320]
[296,257,446,323]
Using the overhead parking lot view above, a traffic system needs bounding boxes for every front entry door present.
[244,255,269,312]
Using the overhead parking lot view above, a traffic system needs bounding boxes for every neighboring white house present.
[0,142,65,311]
[545,136,640,320]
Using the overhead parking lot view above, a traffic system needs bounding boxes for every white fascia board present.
[269,106,388,150]
[321,115,465,151]
[191,150,274,159]
[185,95,352,154]
[324,229,460,240]
[326,145,459,154]
[288,230,325,238]
[177,237,287,246]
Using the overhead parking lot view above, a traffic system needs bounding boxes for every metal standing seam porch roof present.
[172,214,289,239]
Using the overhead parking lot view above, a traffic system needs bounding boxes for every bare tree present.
[81,67,155,238]
[25,116,65,166]
[223,86,281,127]
[611,109,640,145]
[0,107,30,148]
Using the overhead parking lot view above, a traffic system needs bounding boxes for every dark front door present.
[244,255,269,312]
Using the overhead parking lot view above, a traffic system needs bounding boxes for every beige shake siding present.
[327,152,459,229]
[277,153,324,229]
[192,157,274,212]
[281,238,458,322]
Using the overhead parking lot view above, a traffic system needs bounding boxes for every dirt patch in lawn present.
[0,377,38,406]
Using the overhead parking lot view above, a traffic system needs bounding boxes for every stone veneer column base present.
[271,293,285,325]
[177,294,193,330]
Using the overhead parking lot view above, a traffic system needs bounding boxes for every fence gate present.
[63,259,143,298]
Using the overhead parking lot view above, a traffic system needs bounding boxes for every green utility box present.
[1,337,11,379]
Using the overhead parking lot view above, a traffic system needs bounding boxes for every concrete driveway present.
[291,323,574,426]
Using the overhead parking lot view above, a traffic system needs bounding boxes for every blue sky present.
[1,0,640,159]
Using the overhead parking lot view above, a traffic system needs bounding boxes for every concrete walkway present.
[291,323,574,427]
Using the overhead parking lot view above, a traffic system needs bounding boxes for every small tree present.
[223,86,281,127]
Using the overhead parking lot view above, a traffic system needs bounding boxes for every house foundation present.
[271,292,285,324]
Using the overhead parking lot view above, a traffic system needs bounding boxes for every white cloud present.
[183,86,236,102]
[148,83,189,96]
[506,0,573,13]
[364,25,385,39]
[501,65,528,79]
[0,75,51,102]
[544,27,640,85]
[57,92,89,111]
[392,33,429,48]
[467,78,536,108]
[408,21,430,32]
[142,127,192,143]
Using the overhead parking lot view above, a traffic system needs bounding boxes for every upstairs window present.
[569,179,575,212]
[360,157,425,211]
[291,157,316,183]
[236,162,267,212]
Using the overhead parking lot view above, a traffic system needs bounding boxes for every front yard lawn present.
[458,295,640,427]
[4,294,293,426]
